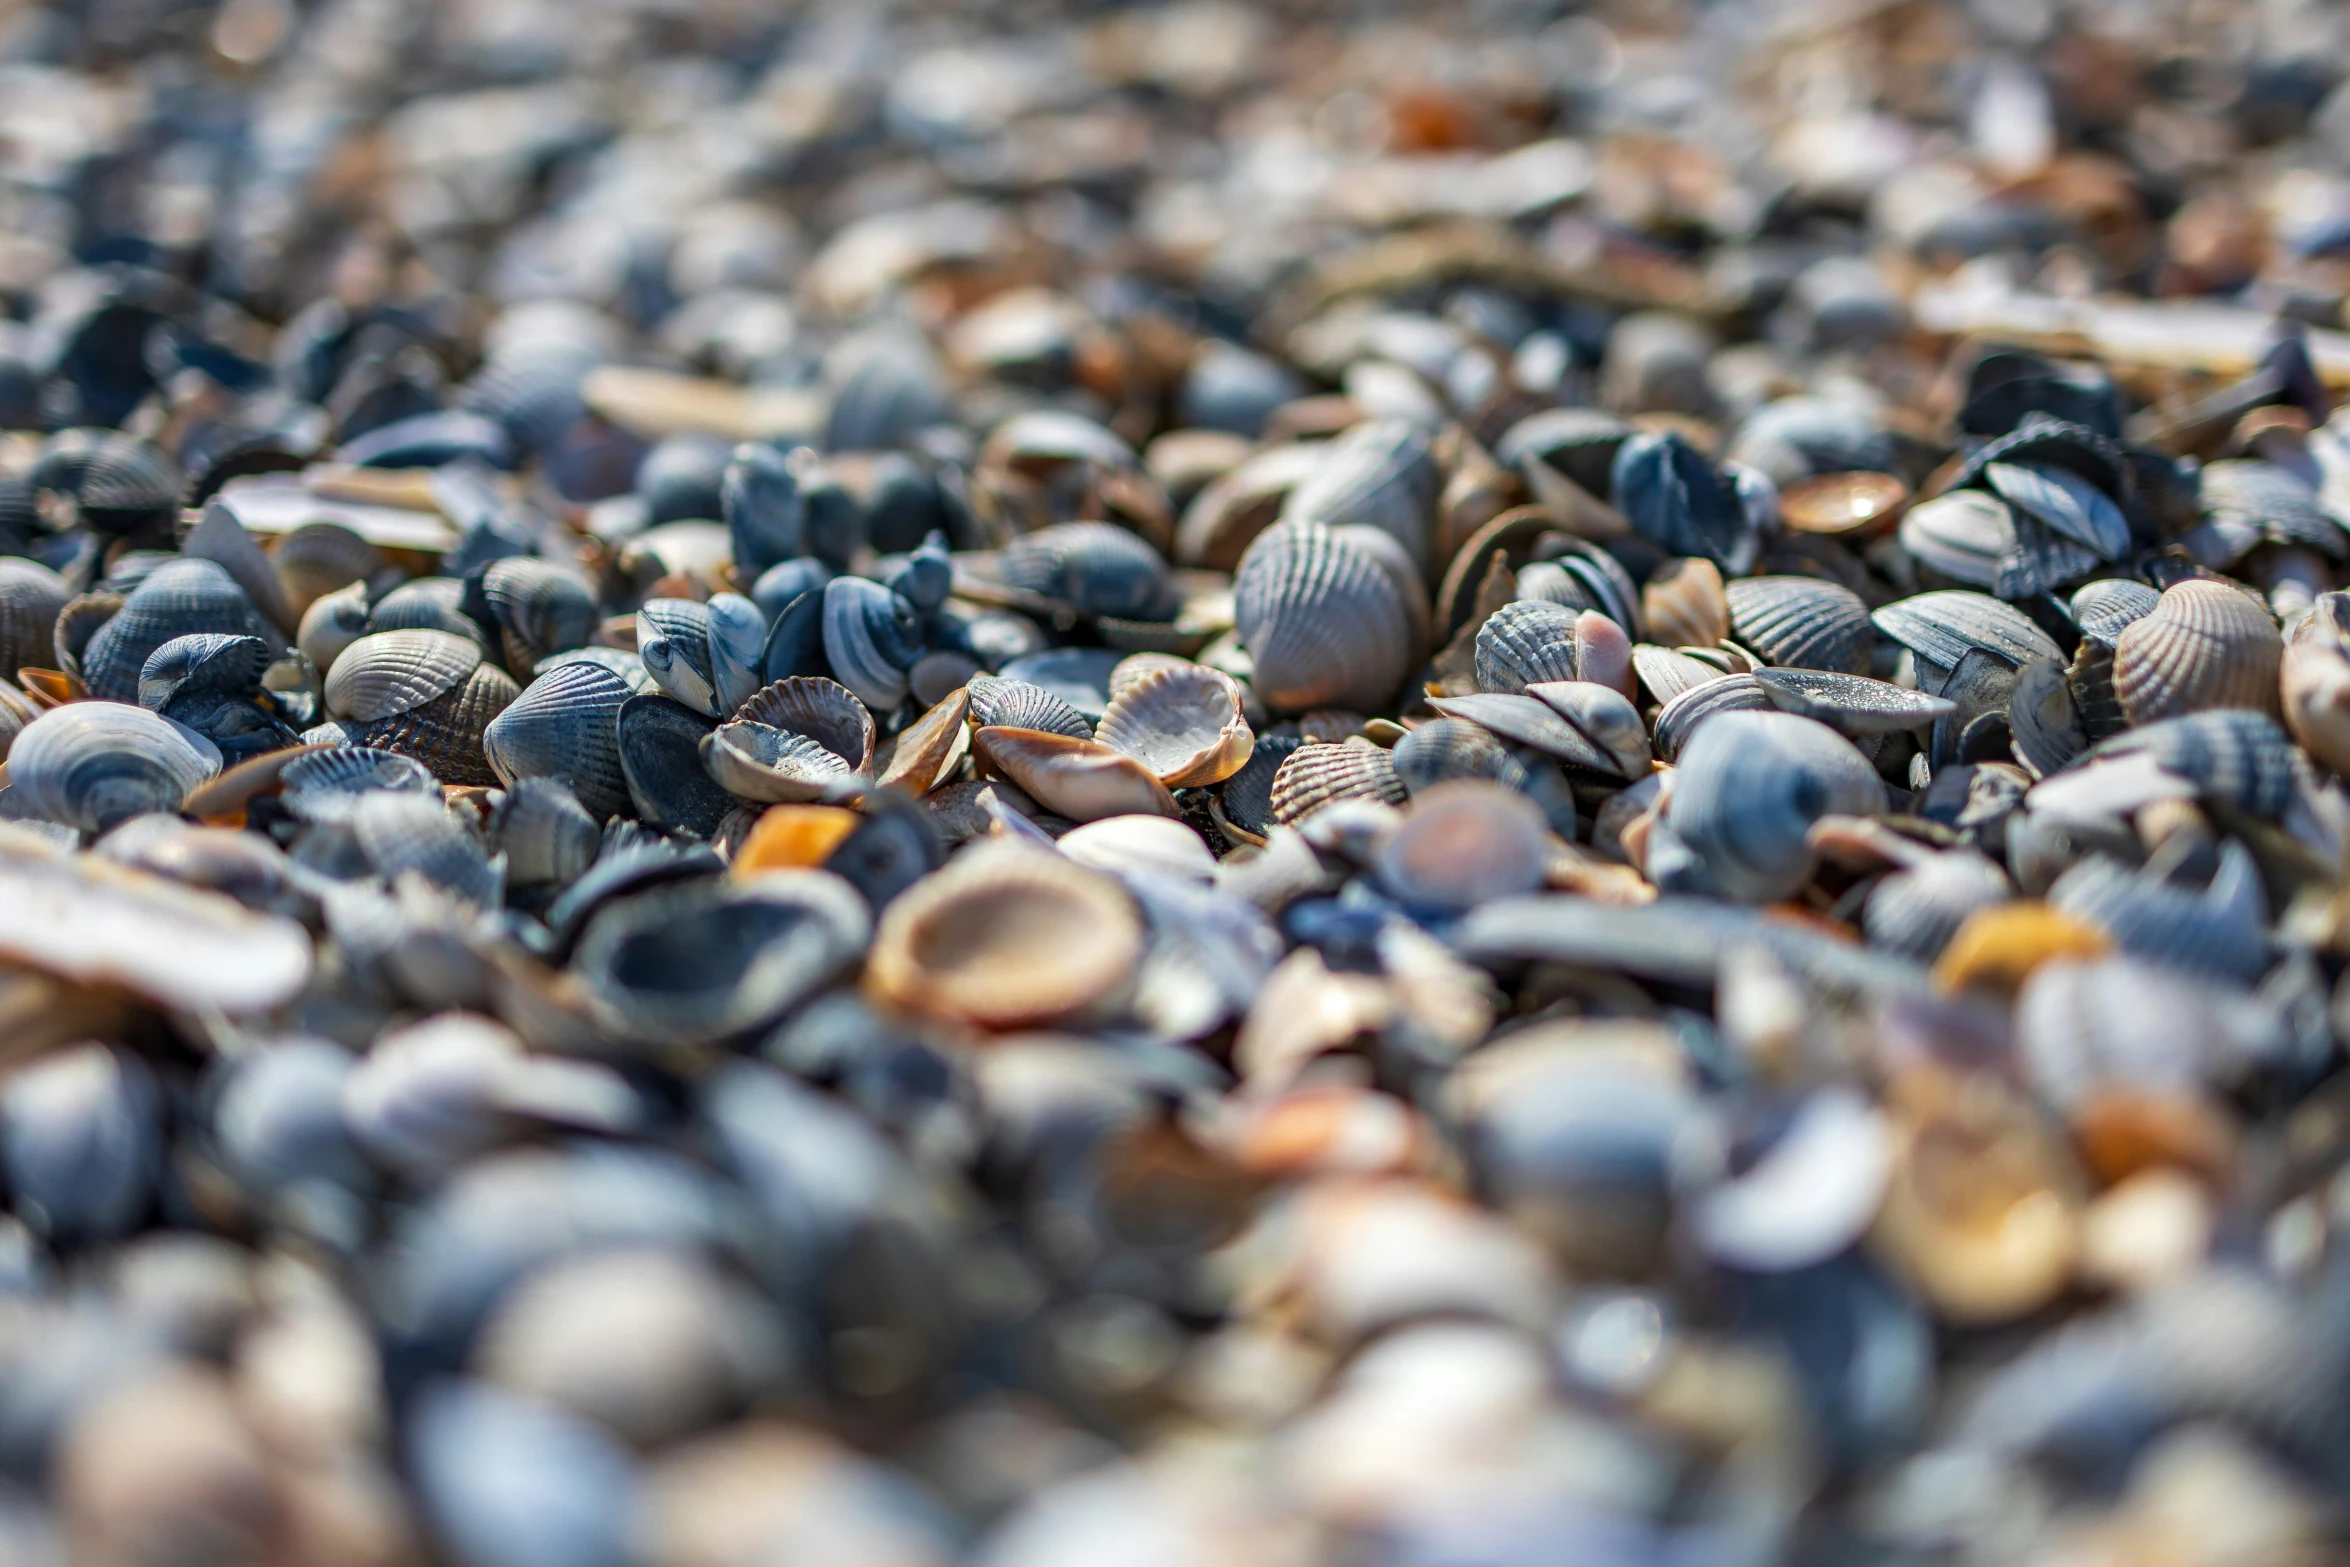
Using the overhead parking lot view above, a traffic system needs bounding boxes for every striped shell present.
[732,677,876,775]
[78,559,265,703]
[1390,718,1529,796]
[482,660,636,820]
[637,598,721,715]
[1233,521,1418,715]
[352,662,521,787]
[995,522,1176,620]
[1724,576,1874,673]
[967,674,1092,739]
[0,558,69,683]
[701,721,862,805]
[7,702,222,835]
[488,777,601,890]
[1474,599,1581,694]
[1093,664,1253,787]
[1640,557,1728,649]
[476,558,598,678]
[324,629,483,722]
[1275,419,1437,575]
[1219,731,1305,838]
[1268,739,1407,825]
[2112,579,2283,725]
[278,746,439,824]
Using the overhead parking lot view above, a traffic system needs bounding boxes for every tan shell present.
[1094,663,1254,787]
[354,661,520,787]
[1779,470,1909,537]
[1269,738,1408,825]
[866,841,1144,1028]
[2282,592,2350,774]
[731,677,875,775]
[52,591,124,679]
[1233,521,1422,715]
[1639,557,1728,649]
[878,686,972,795]
[1175,442,1326,571]
[970,726,1182,821]
[272,521,384,617]
[296,579,372,675]
[0,677,38,761]
[2112,579,2283,725]
[1375,780,1550,912]
[324,629,484,722]
[1107,651,1194,704]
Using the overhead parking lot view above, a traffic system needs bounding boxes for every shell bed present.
[1,0,2349,1563]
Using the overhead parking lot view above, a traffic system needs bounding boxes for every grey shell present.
[1664,710,1886,902]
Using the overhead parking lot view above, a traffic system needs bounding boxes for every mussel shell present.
[1982,461,2131,558]
[2006,657,2087,778]
[1609,429,1750,568]
[79,559,266,703]
[637,598,721,715]
[278,745,439,824]
[1267,739,1407,825]
[1664,710,1886,902]
[1897,489,2013,589]
[617,695,738,836]
[7,703,222,834]
[819,577,922,714]
[967,674,1092,739]
[704,593,768,717]
[1232,521,1417,715]
[573,872,871,1048]
[1724,576,1874,674]
[1723,396,1895,486]
[2111,579,2283,724]
[994,522,1177,620]
[483,660,636,821]
[1093,664,1253,787]
[1219,731,1304,838]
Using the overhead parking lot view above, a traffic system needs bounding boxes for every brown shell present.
[731,676,876,774]
[866,842,1144,1028]
[2283,594,2350,774]
[53,592,125,680]
[879,685,972,795]
[1094,663,1254,787]
[2112,579,2283,725]
[0,677,38,761]
[325,629,486,723]
[971,726,1182,821]
[1268,738,1407,825]
[1639,557,1728,649]
[355,661,520,787]
[1779,470,1909,537]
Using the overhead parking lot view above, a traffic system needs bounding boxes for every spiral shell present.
[1233,521,1418,715]
[1093,663,1253,787]
[2112,579,2283,725]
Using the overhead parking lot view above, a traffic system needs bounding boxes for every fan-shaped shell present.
[1640,557,1727,649]
[278,746,439,824]
[488,776,600,890]
[967,675,1092,739]
[700,721,862,805]
[731,676,875,774]
[2112,579,2283,724]
[370,576,485,645]
[0,558,69,683]
[1233,521,1418,715]
[2069,578,2160,647]
[2049,840,2268,984]
[1275,419,1437,575]
[272,522,382,617]
[1864,852,2013,960]
[78,559,265,703]
[971,727,1180,821]
[7,703,223,835]
[994,522,1176,620]
[1268,739,1407,825]
[1872,591,2063,676]
[1664,710,1885,902]
[865,843,1142,1029]
[2087,709,2299,816]
[353,661,520,787]
[137,633,270,711]
[1390,718,1529,796]
[1724,576,1874,673]
[349,789,503,906]
[324,629,483,723]
[1652,673,1770,762]
[1473,598,1580,694]
[1094,664,1253,787]
[477,558,598,677]
[482,660,635,820]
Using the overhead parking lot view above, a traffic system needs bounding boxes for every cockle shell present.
[2112,579,2283,724]
[6,703,222,835]
[1375,781,1549,912]
[1724,575,1874,673]
[732,677,876,776]
[1233,521,1419,715]
[1268,739,1407,825]
[1093,663,1253,787]
[1639,557,1728,649]
[482,660,636,821]
[79,559,267,704]
[1473,599,1579,693]
[2283,591,2350,774]
[0,557,70,683]
[967,675,1092,739]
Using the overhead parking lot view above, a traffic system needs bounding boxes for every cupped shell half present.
[1094,663,1253,787]
[970,726,1180,822]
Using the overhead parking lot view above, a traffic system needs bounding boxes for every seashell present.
[182,500,298,635]
[0,676,38,759]
[0,557,69,683]
[1639,557,1727,648]
[2006,657,2086,777]
[2016,954,2282,1120]
[637,598,721,715]
[1897,489,2013,589]
[77,559,265,704]
[967,674,1092,739]
[996,647,1123,721]
[2049,840,2268,984]
[1871,590,2064,678]
[1094,664,1253,786]
[1176,441,1326,571]
[489,777,601,890]
[700,721,862,805]
[1108,651,1193,704]
[1664,711,1886,902]
[7,703,221,834]
[971,727,1180,821]
[483,660,636,821]
[2112,579,2283,724]
[406,1379,637,1567]
[1428,690,1614,773]
[994,523,1177,620]
[574,871,869,1047]
[1473,598,1579,693]
[272,521,382,617]
[136,633,269,711]
[2283,590,2350,773]
[1632,644,1730,706]
[732,677,876,774]
[1,1044,159,1246]
[296,580,373,676]
[722,441,809,578]
[1754,667,1955,736]
[278,746,439,824]
[355,660,519,788]
[1863,851,2014,959]
[819,577,921,714]
[1276,419,1437,575]
[536,645,655,692]
[866,842,1142,1028]
[52,590,124,681]
[474,558,598,678]
[1058,814,1219,883]
[1375,781,1549,912]
[1233,521,1419,715]
[1724,396,1895,486]
[2195,458,2344,561]
[1779,470,1909,537]
[1516,540,1641,635]
[1390,718,1529,796]
[618,695,738,836]
[703,593,768,716]
[2069,577,2161,647]
[1651,673,1770,762]
[1268,738,1407,825]
[1610,429,1751,570]
[370,575,486,645]
[1523,680,1650,776]
[1497,405,1636,496]
[1219,731,1304,839]
[1689,1087,1894,1273]
[1724,576,1874,673]
[877,686,969,795]
[2087,709,2299,816]
[1984,461,2131,558]
[325,629,482,722]
[350,789,504,906]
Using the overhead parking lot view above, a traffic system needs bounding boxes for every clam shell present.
[1268,739,1406,825]
[1632,644,1731,706]
[2086,709,2299,816]
[618,695,738,835]
[2069,578,2161,647]
[482,660,636,821]
[296,580,373,676]
[878,686,970,795]
[489,777,602,890]
[967,674,1092,739]
[1780,470,1909,537]
[2049,840,2268,984]
[1473,599,1579,693]
[325,629,483,722]
[1375,781,1549,912]
[1984,461,2131,558]
[7,703,223,834]
[1897,489,2015,588]
[2016,954,2281,1114]
[2283,591,2350,774]
[1219,731,1304,838]
[819,577,921,714]
[0,558,69,683]
[865,843,1142,1028]
[2196,458,2342,561]
[278,746,438,824]
[1058,814,1218,883]
[1863,851,2014,960]
[350,789,503,906]
[52,591,123,680]
[1652,673,1770,762]
[1872,590,2063,677]
[272,521,382,617]
[1523,680,1650,777]
[1275,419,1437,575]
[1232,521,1418,715]
[1724,576,1874,673]
[1754,667,1955,736]
[1640,557,1727,649]
[1390,718,1529,796]
[2112,579,2283,724]
[0,678,37,761]
[476,558,598,678]
[700,721,861,805]
[637,598,721,715]
[971,727,1181,821]
[732,677,876,775]
[994,522,1176,620]
[355,661,519,788]
[1664,711,1886,902]
[1094,664,1253,787]
[79,559,266,703]
[2007,657,2087,778]
[574,871,871,1047]
[370,576,486,645]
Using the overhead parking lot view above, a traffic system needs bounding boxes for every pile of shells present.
[10,0,2350,1562]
